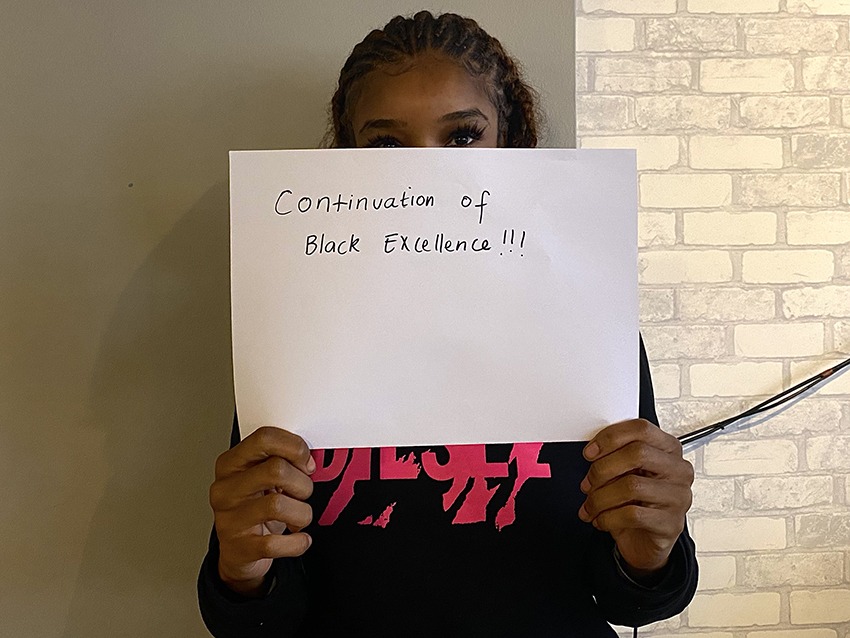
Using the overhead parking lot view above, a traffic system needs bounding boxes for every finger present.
[222,531,313,564]
[589,504,684,539]
[216,426,315,479]
[583,419,682,462]
[210,456,314,511]
[265,520,287,535]
[580,473,687,522]
[218,491,313,533]
[582,441,693,492]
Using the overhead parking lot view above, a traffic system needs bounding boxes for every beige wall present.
[577,1,850,635]
[0,2,574,637]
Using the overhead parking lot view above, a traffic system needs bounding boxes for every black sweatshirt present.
[198,341,698,637]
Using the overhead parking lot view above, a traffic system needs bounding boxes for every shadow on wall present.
[62,182,233,637]
[53,54,331,634]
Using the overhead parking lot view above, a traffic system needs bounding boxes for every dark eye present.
[447,124,485,147]
[366,135,403,148]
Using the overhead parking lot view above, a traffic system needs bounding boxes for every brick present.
[691,361,784,397]
[748,632,837,638]
[683,211,777,245]
[692,478,735,512]
[840,97,850,127]
[642,325,727,359]
[787,0,850,14]
[594,58,691,93]
[742,250,834,284]
[791,135,850,168]
[738,173,841,207]
[794,134,850,168]
[783,286,850,318]
[750,399,843,437]
[635,95,731,130]
[788,211,850,245]
[790,358,850,394]
[641,174,732,208]
[639,288,675,322]
[701,58,795,93]
[695,517,787,552]
[577,95,631,131]
[742,552,843,587]
[803,56,850,90]
[679,287,775,321]
[834,320,850,351]
[639,212,676,247]
[838,244,850,277]
[807,435,850,470]
[582,0,678,12]
[796,513,850,547]
[734,323,824,357]
[690,135,783,169]
[576,17,635,52]
[639,251,734,284]
[739,96,831,129]
[704,439,797,474]
[698,555,736,590]
[689,0,779,12]
[651,363,680,398]
[576,57,589,93]
[689,592,781,626]
[645,18,737,52]
[742,476,833,509]
[745,19,841,54]
[581,135,679,170]
[790,590,850,624]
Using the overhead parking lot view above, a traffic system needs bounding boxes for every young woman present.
[198,11,697,637]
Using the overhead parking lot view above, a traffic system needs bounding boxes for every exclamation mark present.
[501,229,526,257]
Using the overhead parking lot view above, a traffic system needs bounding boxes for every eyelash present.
[365,123,487,148]
[448,123,486,146]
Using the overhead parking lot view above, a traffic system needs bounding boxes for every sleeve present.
[197,414,309,638]
[586,336,699,628]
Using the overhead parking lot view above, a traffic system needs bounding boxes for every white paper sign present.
[230,148,638,449]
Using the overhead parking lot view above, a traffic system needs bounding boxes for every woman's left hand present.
[578,419,694,579]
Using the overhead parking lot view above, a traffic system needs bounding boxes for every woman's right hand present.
[209,426,316,596]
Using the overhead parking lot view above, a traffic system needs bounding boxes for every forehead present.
[350,55,496,125]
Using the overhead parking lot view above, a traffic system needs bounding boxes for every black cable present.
[677,356,850,446]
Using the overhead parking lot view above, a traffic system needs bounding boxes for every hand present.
[209,426,315,596]
[577,419,694,578]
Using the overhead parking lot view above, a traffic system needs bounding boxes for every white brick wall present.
[790,590,850,624]
[694,517,787,551]
[689,0,780,13]
[689,592,781,626]
[577,3,850,635]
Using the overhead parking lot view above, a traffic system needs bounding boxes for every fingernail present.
[580,476,590,493]
[584,441,600,460]
[578,504,590,522]
[306,456,316,474]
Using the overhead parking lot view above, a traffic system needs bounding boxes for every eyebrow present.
[359,118,406,134]
[358,108,490,134]
[439,108,490,123]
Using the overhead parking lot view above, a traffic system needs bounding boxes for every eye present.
[366,135,403,148]
[447,124,486,147]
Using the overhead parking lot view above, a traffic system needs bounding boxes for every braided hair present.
[326,11,540,148]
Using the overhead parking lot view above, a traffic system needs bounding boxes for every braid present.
[325,11,539,148]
